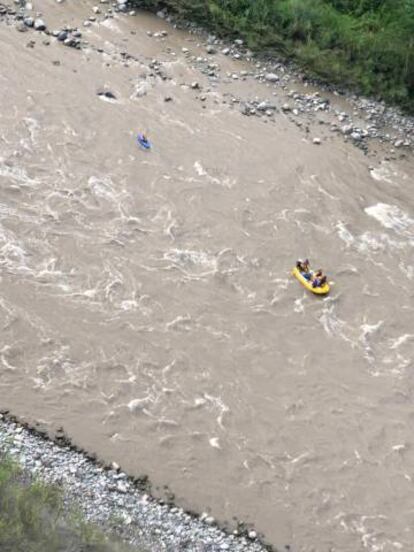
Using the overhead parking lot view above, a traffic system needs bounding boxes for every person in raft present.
[312,269,327,288]
[296,259,312,280]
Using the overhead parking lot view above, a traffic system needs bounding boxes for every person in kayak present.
[296,259,311,280]
[312,270,327,288]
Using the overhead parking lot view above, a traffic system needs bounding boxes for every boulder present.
[34,18,46,31]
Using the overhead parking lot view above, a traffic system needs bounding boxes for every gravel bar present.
[0,414,274,552]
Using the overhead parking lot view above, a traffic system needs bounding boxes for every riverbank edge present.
[128,0,414,115]
[128,0,414,152]
[0,411,275,552]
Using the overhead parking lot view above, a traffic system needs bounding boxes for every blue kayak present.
[137,134,151,150]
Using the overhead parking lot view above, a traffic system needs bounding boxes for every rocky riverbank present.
[1,1,413,551]
[1,0,413,159]
[0,414,271,552]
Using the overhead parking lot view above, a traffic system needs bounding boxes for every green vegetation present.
[135,0,414,112]
[0,456,136,552]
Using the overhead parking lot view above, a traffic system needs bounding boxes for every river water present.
[1,1,413,550]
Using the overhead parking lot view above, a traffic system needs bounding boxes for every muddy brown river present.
[1,1,414,550]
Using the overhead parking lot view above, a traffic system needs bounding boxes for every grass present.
[0,455,138,552]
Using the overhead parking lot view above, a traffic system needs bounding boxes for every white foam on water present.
[369,163,409,187]
[359,320,383,363]
[194,161,206,176]
[370,165,397,184]
[0,158,40,187]
[0,345,17,372]
[318,185,338,200]
[193,161,235,187]
[319,303,348,340]
[209,437,221,449]
[388,334,413,350]
[356,232,406,254]
[163,248,218,277]
[294,296,305,313]
[0,224,29,273]
[336,221,409,256]
[365,203,414,241]
[166,314,192,331]
[336,221,355,247]
[204,393,230,430]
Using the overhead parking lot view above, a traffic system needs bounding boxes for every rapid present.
[0,1,413,550]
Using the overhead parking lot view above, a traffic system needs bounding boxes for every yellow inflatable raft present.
[292,266,330,295]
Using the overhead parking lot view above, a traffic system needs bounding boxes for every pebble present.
[313,137,321,144]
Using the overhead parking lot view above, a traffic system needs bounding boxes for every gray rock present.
[34,18,46,31]
[240,104,249,116]
[23,16,34,27]
[64,37,80,49]
[341,124,353,135]
[265,73,279,83]
[206,45,216,55]
[351,131,362,142]
[16,22,28,32]
[57,30,68,41]
[97,89,116,100]
[313,137,321,145]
